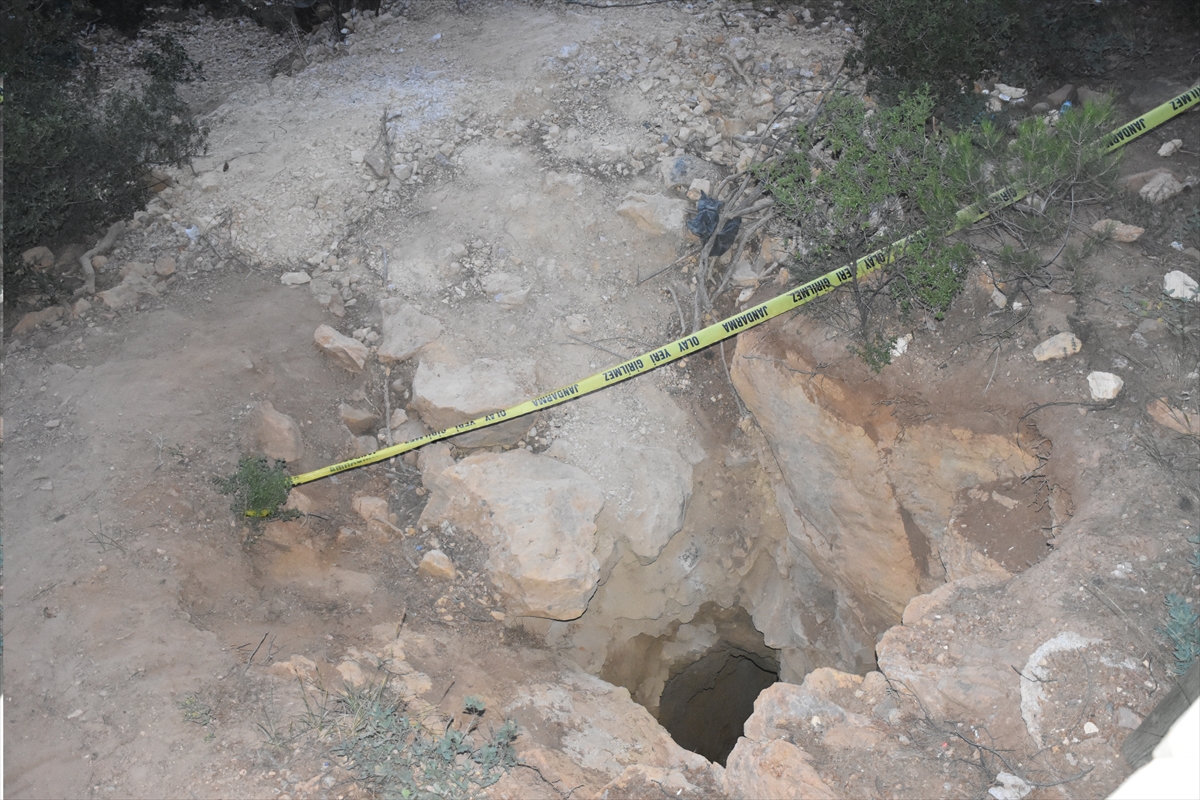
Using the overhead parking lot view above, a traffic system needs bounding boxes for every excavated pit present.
[598,603,780,765]
[659,643,779,765]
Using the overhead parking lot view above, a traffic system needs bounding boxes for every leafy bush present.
[1,3,206,302]
[845,0,1014,109]
[756,91,1119,369]
[1161,592,1200,675]
[332,686,519,800]
[847,0,1198,110]
[213,455,296,520]
[756,91,969,369]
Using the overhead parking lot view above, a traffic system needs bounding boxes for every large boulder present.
[617,192,687,236]
[731,330,923,665]
[875,573,1028,746]
[505,666,714,782]
[314,324,368,372]
[614,447,694,564]
[376,299,442,364]
[731,321,1040,668]
[249,400,304,463]
[411,356,537,447]
[724,738,837,800]
[724,672,882,799]
[419,449,604,619]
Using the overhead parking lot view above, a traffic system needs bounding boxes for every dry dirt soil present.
[3,2,1199,799]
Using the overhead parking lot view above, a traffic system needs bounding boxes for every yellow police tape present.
[288,85,1200,489]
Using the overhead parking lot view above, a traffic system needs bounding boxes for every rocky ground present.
[4,2,1199,799]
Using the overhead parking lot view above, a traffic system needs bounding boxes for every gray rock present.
[611,447,693,564]
[1164,270,1199,301]
[250,400,304,463]
[1158,139,1183,157]
[198,172,221,193]
[617,192,687,236]
[21,246,55,269]
[1087,372,1124,401]
[1141,172,1185,204]
[1116,706,1142,730]
[348,435,379,457]
[1076,86,1109,106]
[659,155,718,189]
[364,150,390,179]
[377,299,443,364]
[340,404,380,435]
[314,324,368,372]
[1045,83,1074,106]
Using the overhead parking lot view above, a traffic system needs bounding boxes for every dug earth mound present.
[4,1,1198,798]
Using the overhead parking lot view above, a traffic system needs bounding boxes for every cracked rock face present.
[411,355,537,447]
[419,449,604,620]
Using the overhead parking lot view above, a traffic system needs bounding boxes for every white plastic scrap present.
[1164,270,1199,302]
[994,83,1027,102]
[989,773,1033,800]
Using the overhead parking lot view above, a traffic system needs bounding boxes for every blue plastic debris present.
[687,192,741,257]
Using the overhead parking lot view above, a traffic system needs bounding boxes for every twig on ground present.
[721,52,753,87]
[983,344,1001,395]
[382,365,394,447]
[244,631,270,675]
[637,251,694,286]
[667,284,687,337]
[1019,399,1116,421]
[565,334,629,359]
[564,0,672,6]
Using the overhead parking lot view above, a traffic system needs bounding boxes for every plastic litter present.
[687,192,741,257]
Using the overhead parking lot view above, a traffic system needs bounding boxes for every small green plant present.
[758,88,1119,369]
[1160,593,1200,675]
[213,456,296,521]
[179,694,213,726]
[330,684,518,800]
[756,91,970,368]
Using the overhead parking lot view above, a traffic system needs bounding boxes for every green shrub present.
[756,90,1119,369]
[213,456,296,521]
[756,91,969,368]
[845,0,1014,108]
[332,686,519,800]
[1,4,206,302]
[846,0,1191,111]
[1161,592,1200,675]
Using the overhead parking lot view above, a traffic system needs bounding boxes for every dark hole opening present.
[657,645,780,765]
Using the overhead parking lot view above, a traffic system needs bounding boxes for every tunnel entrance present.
[658,644,779,765]
[599,603,781,766]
